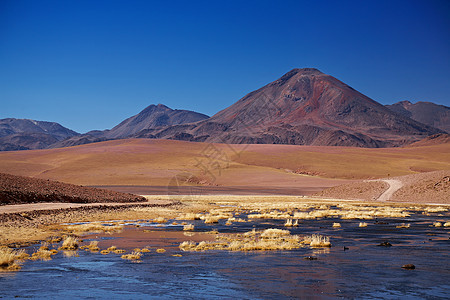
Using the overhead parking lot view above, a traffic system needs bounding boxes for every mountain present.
[48,104,209,148]
[0,118,79,151]
[135,68,442,147]
[103,103,209,139]
[386,101,450,133]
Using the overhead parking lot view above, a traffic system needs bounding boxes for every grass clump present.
[180,228,307,252]
[62,222,123,234]
[183,224,195,231]
[396,223,410,228]
[60,236,79,250]
[359,222,368,227]
[305,234,331,248]
[121,252,142,260]
[0,247,25,271]
[332,222,341,228]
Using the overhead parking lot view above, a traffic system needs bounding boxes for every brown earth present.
[0,172,146,205]
[314,181,388,201]
[0,139,449,190]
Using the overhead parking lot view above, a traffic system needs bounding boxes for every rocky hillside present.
[0,118,79,151]
[386,100,450,133]
[136,68,442,147]
[0,173,145,205]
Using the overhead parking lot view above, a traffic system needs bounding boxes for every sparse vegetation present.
[0,247,24,271]
[121,252,142,260]
[183,224,194,231]
[60,236,79,250]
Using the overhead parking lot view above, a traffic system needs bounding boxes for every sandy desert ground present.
[0,138,448,192]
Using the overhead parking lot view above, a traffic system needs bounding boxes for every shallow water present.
[1,209,449,299]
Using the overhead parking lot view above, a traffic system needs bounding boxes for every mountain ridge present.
[1,68,447,151]
[134,68,442,147]
[386,100,449,133]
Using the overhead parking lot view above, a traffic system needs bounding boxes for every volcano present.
[135,68,441,147]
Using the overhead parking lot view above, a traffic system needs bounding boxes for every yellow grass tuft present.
[156,248,166,253]
[332,222,341,228]
[359,222,368,227]
[154,217,167,223]
[306,234,331,248]
[260,228,290,238]
[60,236,79,250]
[0,247,24,271]
[183,224,195,231]
[121,252,142,260]
[433,222,442,227]
[87,241,100,252]
[396,223,410,228]
[62,222,123,234]
[444,222,450,227]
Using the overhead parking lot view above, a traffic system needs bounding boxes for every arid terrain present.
[0,138,448,188]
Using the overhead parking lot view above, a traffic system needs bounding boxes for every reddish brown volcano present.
[137,68,441,147]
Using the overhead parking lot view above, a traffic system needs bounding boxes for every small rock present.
[304,256,318,260]
[402,264,415,270]
[377,241,392,247]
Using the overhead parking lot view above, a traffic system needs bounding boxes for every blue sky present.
[1,0,449,133]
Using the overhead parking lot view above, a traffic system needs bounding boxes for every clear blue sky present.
[1,0,449,133]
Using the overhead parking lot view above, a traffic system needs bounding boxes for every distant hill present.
[50,104,209,148]
[408,133,450,147]
[104,103,209,139]
[2,69,447,151]
[0,118,79,151]
[136,68,442,147]
[386,100,450,133]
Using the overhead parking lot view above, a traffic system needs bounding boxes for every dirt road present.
[377,179,403,201]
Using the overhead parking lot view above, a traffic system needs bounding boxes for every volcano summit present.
[135,68,441,147]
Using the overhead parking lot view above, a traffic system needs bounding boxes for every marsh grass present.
[305,234,331,248]
[60,236,79,250]
[62,222,123,234]
[183,224,195,231]
[82,241,99,252]
[121,251,142,260]
[396,223,410,228]
[0,247,25,271]
[179,228,323,252]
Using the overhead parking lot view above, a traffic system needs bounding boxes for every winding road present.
[377,179,403,201]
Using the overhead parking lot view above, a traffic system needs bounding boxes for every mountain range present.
[0,118,79,151]
[386,100,450,133]
[1,68,448,151]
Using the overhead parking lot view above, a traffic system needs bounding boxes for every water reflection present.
[0,209,449,299]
